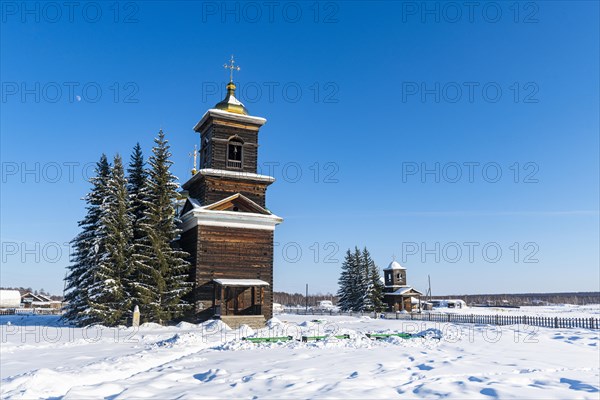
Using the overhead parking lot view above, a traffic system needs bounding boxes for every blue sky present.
[1,1,598,296]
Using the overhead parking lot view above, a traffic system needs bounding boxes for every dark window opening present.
[227,141,243,168]
[228,142,242,161]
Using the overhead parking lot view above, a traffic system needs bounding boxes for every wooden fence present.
[282,309,600,329]
[0,308,63,316]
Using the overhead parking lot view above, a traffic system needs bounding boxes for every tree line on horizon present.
[63,130,191,327]
[272,292,338,307]
[432,292,600,306]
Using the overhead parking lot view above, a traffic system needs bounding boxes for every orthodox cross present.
[224,55,241,82]
[189,144,198,175]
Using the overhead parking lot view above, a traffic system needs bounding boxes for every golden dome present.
[214,82,248,115]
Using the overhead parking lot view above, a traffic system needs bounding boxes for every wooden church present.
[179,58,282,328]
[383,260,423,312]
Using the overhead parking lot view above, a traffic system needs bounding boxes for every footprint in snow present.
[415,364,433,371]
[469,376,484,383]
[560,378,599,393]
[480,388,499,398]
[193,369,227,383]
[348,371,359,379]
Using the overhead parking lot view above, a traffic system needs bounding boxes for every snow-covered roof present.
[223,93,244,106]
[182,168,275,191]
[37,294,52,302]
[202,193,271,215]
[199,169,275,183]
[194,108,267,132]
[384,286,423,296]
[212,279,270,287]
[384,260,406,270]
[180,193,283,233]
[0,290,21,308]
[188,197,202,208]
[21,292,52,302]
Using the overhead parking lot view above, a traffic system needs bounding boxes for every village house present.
[20,292,61,309]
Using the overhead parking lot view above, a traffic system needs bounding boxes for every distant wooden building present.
[20,292,60,309]
[179,68,282,329]
[382,260,423,312]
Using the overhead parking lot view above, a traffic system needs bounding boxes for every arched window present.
[227,138,243,169]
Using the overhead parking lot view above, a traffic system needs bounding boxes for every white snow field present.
[1,313,599,399]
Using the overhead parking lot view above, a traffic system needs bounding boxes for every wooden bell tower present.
[179,57,282,328]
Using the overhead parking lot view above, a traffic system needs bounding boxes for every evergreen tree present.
[352,247,368,311]
[127,143,149,299]
[337,246,384,312]
[63,155,110,326]
[134,130,192,323]
[337,247,364,311]
[87,155,134,326]
[361,249,374,311]
[362,247,384,311]
[127,143,148,242]
[337,249,354,311]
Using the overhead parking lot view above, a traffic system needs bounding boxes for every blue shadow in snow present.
[560,378,599,393]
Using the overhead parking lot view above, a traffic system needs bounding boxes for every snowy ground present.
[1,313,599,399]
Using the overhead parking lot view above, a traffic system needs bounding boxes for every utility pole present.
[305,284,309,313]
[427,275,432,302]
[63,271,68,299]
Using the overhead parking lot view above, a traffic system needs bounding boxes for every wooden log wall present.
[193,176,269,207]
[200,118,261,173]
[194,225,274,321]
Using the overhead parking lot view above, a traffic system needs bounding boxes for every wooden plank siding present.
[191,225,274,322]
[185,176,270,208]
[178,228,198,310]
[200,119,261,173]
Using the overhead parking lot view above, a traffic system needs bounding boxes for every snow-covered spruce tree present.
[353,247,372,311]
[134,130,192,324]
[338,247,365,311]
[337,247,384,312]
[362,247,384,311]
[63,154,110,326]
[337,249,356,311]
[86,154,134,326]
[127,143,148,242]
[361,248,374,311]
[127,143,149,300]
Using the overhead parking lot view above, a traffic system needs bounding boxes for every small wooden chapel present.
[383,260,423,312]
[178,57,282,328]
